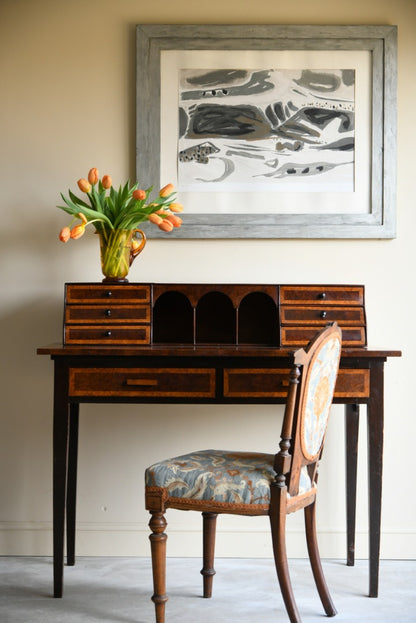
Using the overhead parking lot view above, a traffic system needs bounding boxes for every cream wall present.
[1,0,414,560]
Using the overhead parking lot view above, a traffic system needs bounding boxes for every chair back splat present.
[145,323,342,623]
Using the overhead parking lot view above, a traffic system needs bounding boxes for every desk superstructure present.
[38,283,400,598]
[63,282,367,348]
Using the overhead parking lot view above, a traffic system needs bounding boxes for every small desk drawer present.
[281,326,366,347]
[69,367,216,397]
[280,305,365,326]
[65,305,150,324]
[66,284,150,304]
[224,368,370,399]
[64,325,150,344]
[280,286,364,306]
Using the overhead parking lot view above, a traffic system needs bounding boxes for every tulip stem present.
[99,229,133,280]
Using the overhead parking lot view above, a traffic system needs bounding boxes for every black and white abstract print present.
[178,68,355,192]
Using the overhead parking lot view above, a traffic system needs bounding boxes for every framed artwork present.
[136,24,397,238]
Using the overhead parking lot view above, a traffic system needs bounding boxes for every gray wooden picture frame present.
[136,24,397,239]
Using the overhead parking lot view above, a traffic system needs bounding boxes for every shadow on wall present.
[0,286,63,418]
[0,206,100,287]
[0,296,62,518]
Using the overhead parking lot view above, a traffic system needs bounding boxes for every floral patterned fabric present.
[301,333,341,460]
[145,449,312,505]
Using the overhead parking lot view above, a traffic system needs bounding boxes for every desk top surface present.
[37,343,402,359]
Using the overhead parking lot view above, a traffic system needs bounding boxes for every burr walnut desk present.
[37,282,401,599]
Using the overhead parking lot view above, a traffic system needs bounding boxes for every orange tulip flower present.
[158,219,174,232]
[148,213,163,225]
[169,202,184,213]
[59,226,71,242]
[133,189,146,201]
[77,178,91,193]
[70,224,86,240]
[88,167,99,185]
[159,183,174,198]
[166,214,182,228]
[102,175,112,189]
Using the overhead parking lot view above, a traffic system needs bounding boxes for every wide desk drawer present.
[65,325,150,344]
[65,304,150,324]
[69,367,216,397]
[224,368,370,398]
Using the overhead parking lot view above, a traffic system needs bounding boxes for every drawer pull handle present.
[105,309,112,317]
[125,378,158,387]
[105,290,112,297]
[321,311,327,319]
[318,292,326,300]
[105,330,112,337]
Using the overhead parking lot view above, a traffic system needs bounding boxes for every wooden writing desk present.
[37,283,401,599]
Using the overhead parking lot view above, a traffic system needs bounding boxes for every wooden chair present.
[145,322,342,623]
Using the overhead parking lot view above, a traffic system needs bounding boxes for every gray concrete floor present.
[0,557,415,622]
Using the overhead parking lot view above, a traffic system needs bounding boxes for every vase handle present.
[130,229,147,266]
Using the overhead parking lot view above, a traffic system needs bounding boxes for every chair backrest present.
[274,323,342,497]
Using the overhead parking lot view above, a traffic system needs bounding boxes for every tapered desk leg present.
[67,403,79,566]
[53,361,70,598]
[367,361,384,598]
[345,404,359,567]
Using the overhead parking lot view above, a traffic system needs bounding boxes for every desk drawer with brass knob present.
[280,306,365,326]
[69,367,216,398]
[64,325,150,345]
[65,283,150,304]
[65,304,150,324]
[279,285,366,347]
[64,283,151,345]
[280,285,364,306]
[223,368,370,399]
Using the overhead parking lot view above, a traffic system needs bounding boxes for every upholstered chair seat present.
[145,449,313,510]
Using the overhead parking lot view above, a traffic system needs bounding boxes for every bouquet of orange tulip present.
[57,167,183,241]
[57,168,183,281]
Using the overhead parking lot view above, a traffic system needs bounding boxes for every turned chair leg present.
[149,511,168,623]
[200,512,218,598]
[304,502,337,617]
[270,489,301,623]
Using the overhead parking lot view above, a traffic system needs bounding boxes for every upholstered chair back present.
[282,323,342,498]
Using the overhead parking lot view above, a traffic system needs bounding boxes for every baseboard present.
[1,522,415,559]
